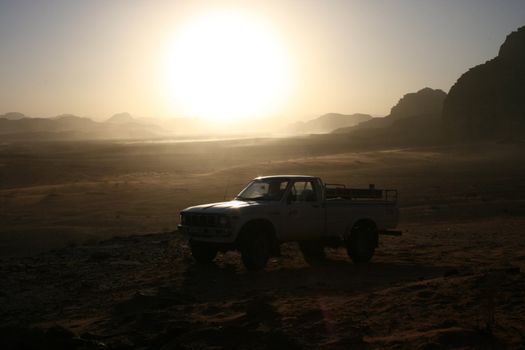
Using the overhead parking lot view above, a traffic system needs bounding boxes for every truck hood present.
[182,200,262,214]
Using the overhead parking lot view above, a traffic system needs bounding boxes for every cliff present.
[443,26,525,140]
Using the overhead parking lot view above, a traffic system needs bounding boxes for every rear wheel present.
[190,240,218,264]
[346,222,377,263]
[240,229,271,271]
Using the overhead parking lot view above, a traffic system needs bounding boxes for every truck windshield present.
[236,179,289,201]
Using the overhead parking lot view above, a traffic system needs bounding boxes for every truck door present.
[282,179,325,240]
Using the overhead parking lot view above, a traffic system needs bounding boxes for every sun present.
[161,11,292,122]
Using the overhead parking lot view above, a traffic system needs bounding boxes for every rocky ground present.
[2,216,525,349]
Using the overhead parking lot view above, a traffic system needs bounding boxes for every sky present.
[1,0,525,123]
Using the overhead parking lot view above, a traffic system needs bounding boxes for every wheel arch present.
[349,218,378,247]
[236,218,277,245]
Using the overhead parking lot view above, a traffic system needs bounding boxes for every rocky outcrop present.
[443,26,525,140]
[334,88,446,135]
[389,87,447,120]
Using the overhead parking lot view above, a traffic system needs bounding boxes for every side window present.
[289,181,317,202]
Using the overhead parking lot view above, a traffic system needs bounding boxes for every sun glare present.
[161,11,292,122]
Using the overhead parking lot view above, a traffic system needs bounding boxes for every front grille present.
[182,213,218,227]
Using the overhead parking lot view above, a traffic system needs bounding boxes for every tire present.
[240,229,271,271]
[346,223,377,263]
[190,240,218,264]
[299,241,326,263]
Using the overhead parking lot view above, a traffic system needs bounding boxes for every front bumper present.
[177,224,235,243]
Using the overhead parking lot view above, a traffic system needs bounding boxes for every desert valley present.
[2,3,525,349]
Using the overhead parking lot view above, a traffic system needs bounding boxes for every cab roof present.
[255,175,319,180]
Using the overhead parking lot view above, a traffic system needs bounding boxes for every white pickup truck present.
[178,175,400,270]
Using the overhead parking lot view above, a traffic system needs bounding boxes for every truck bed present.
[325,184,398,204]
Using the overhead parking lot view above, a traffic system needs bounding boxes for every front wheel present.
[190,240,218,264]
[346,223,377,263]
[240,230,271,271]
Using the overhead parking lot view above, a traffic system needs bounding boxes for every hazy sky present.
[1,0,525,122]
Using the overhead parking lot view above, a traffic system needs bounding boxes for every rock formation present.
[443,26,525,140]
[334,88,446,135]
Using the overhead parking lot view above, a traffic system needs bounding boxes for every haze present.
[1,0,525,125]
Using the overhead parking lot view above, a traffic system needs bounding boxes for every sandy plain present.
[1,137,525,348]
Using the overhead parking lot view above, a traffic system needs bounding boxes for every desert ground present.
[1,136,525,349]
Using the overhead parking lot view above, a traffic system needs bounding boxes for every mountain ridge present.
[333,87,446,134]
[288,113,372,134]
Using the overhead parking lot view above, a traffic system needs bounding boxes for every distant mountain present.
[52,114,99,130]
[0,112,26,120]
[288,113,372,133]
[0,110,220,141]
[334,88,446,133]
[0,113,168,141]
[329,88,447,147]
[443,25,525,140]
[0,114,96,134]
[106,112,135,124]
